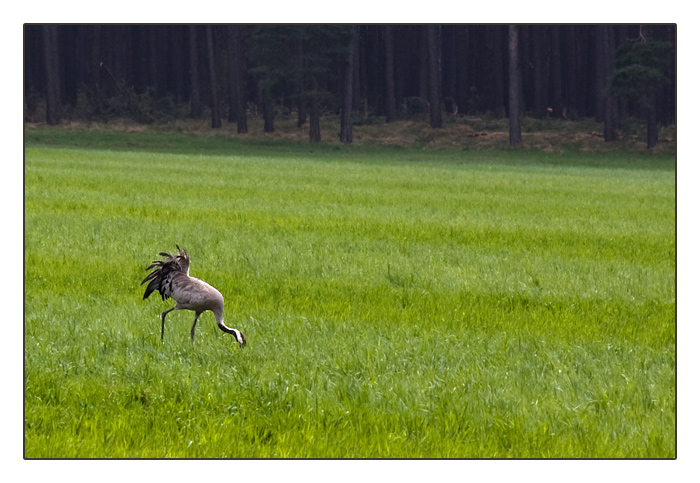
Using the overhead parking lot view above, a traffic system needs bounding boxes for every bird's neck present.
[213,309,233,333]
[213,308,225,326]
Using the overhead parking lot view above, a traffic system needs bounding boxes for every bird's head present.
[232,328,246,347]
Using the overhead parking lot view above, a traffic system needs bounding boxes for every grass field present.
[24,129,675,458]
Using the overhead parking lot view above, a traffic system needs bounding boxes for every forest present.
[23,24,676,148]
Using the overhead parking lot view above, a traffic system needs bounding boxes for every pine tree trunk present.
[426,25,442,128]
[188,25,202,119]
[227,25,247,133]
[508,25,522,147]
[149,26,164,99]
[352,27,363,113]
[489,26,506,118]
[595,26,606,122]
[647,104,658,148]
[384,25,396,123]
[43,25,61,125]
[262,85,274,133]
[441,26,457,116]
[340,29,356,144]
[309,90,321,142]
[366,26,383,116]
[550,26,563,118]
[419,26,429,101]
[455,26,470,115]
[562,26,579,119]
[226,26,238,124]
[171,26,186,103]
[296,38,307,127]
[297,102,307,127]
[89,25,103,109]
[603,100,617,142]
[519,26,532,112]
[602,25,617,142]
[533,26,548,119]
[206,25,221,129]
[236,26,248,134]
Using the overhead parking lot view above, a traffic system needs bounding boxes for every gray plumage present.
[142,246,246,346]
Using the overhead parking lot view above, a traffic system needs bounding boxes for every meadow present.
[24,129,675,458]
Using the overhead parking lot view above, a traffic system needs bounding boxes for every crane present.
[141,246,246,347]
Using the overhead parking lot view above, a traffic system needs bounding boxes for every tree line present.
[24,24,676,148]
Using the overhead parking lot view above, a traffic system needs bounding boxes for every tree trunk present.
[533,25,548,119]
[206,25,221,128]
[454,26,470,115]
[227,25,248,133]
[309,90,321,142]
[297,99,307,127]
[88,25,103,110]
[296,38,307,127]
[426,25,442,128]
[418,26,429,101]
[508,25,522,147]
[562,26,579,119]
[236,26,248,133]
[365,26,383,116]
[188,25,202,119]
[441,26,458,116]
[603,98,617,142]
[226,26,238,124]
[518,26,532,112]
[549,26,563,118]
[340,28,356,144]
[43,25,61,125]
[383,25,396,123]
[262,85,274,132]
[487,25,506,118]
[61,27,78,108]
[601,25,617,142]
[149,26,166,99]
[594,27,605,121]
[647,104,658,149]
[352,26,363,113]
[170,26,186,103]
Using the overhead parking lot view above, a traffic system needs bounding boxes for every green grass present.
[24,133,675,458]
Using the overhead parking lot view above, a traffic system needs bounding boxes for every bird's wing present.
[142,246,191,300]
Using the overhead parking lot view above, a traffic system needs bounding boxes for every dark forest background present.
[24,24,676,148]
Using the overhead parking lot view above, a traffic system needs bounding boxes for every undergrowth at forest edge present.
[24,115,677,157]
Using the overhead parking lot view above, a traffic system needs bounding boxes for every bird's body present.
[142,246,246,346]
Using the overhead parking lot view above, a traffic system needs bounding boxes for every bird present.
[141,246,246,347]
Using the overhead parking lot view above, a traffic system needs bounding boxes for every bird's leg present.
[161,307,175,340]
[190,312,202,342]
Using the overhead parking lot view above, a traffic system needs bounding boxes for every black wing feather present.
[142,247,191,300]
